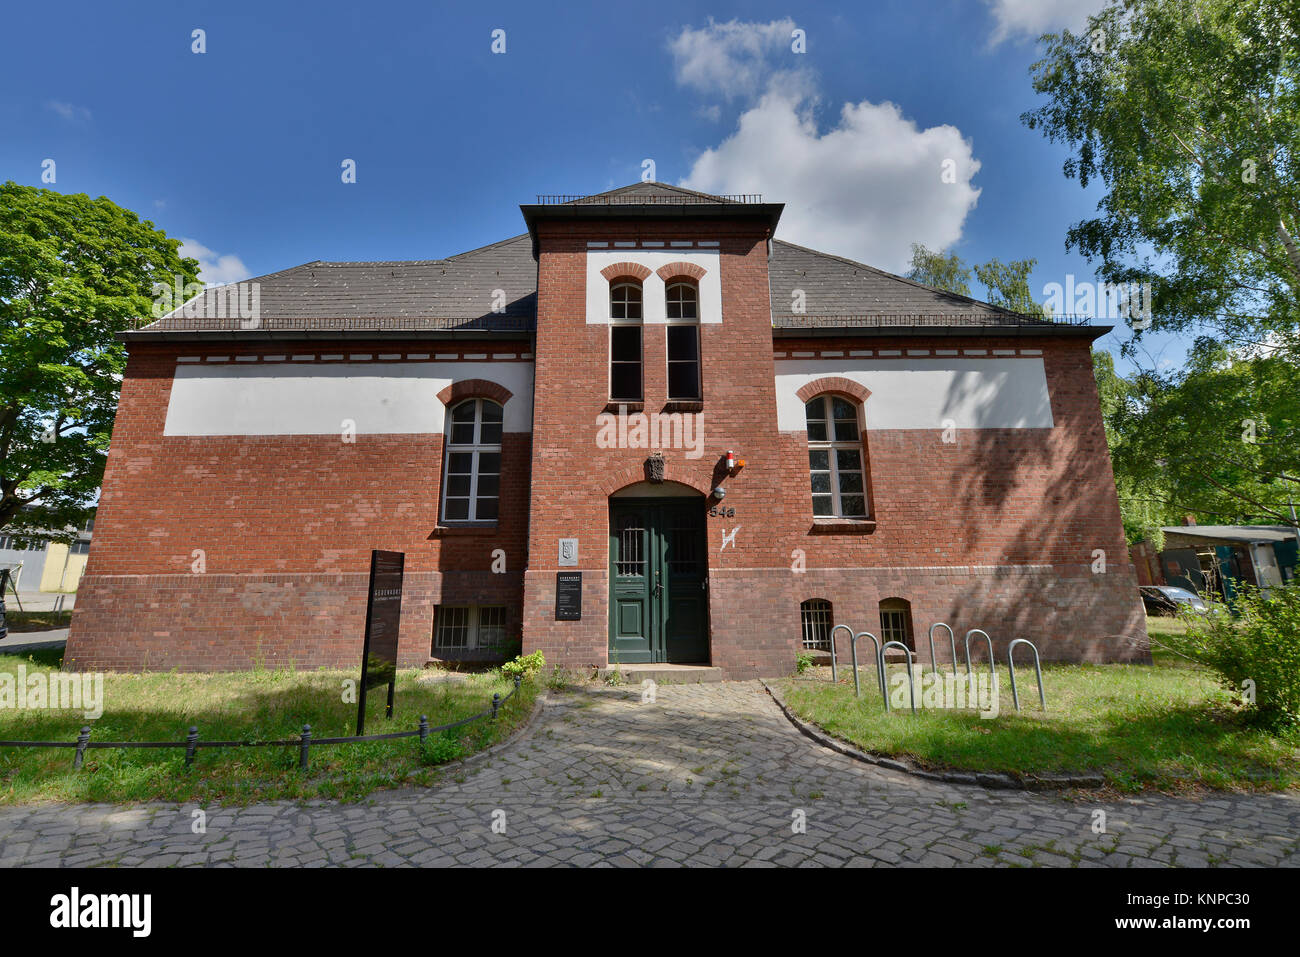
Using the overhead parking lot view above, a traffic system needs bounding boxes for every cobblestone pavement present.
[0,681,1296,867]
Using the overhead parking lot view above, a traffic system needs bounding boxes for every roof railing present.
[535,192,762,205]
[772,313,1096,328]
[125,316,537,332]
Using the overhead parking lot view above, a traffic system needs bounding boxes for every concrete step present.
[598,664,724,684]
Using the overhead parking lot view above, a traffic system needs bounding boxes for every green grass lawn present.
[1,610,73,633]
[0,648,536,805]
[777,619,1299,793]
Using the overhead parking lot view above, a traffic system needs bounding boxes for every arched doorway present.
[609,482,709,664]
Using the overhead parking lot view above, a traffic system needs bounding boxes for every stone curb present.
[444,688,550,773]
[760,680,1105,792]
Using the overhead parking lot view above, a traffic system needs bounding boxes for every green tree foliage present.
[904,243,972,296]
[1114,343,1300,532]
[1023,0,1300,355]
[905,244,1046,316]
[1092,350,1180,546]
[973,257,1047,317]
[0,182,197,540]
[1155,582,1300,730]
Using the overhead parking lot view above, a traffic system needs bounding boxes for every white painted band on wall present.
[163,362,535,436]
[774,357,1054,430]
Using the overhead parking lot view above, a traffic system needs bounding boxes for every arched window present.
[879,598,915,651]
[800,598,833,650]
[805,395,868,518]
[442,398,502,523]
[665,281,701,400]
[609,281,643,401]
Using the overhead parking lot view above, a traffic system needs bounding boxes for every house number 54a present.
[709,506,735,517]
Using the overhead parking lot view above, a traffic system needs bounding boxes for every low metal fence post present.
[185,726,199,769]
[964,628,996,693]
[73,726,91,770]
[928,622,957,675]
[418,715,429,745]
[491,693,501,720]
[829,624,851,683]
[299,724,312,770]
[880,641,916,714]
[1007,639,1046,712]
[851,631,883,703]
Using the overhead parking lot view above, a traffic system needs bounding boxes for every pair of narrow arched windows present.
[609,281,701,402]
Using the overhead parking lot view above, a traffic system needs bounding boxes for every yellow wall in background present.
[37,543,87,592]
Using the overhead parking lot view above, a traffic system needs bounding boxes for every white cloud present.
[984,0,1108,45]
[679,60,981,273]
[179,238,252,286]
[669,18,797,101]
[46,100,91,122]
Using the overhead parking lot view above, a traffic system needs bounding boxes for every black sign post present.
[555,571,582,621]
[0,569,9,641]
[357,550,404,735]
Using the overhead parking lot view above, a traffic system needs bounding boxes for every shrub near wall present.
[1158,582,1300,730]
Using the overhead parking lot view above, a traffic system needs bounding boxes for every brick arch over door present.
[435,378,514,407]
[655,261,708,283]
[599,262,652,283]
[598,464,713,498]
[794,377,872,405]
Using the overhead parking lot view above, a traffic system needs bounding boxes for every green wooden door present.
[609,500,708,664]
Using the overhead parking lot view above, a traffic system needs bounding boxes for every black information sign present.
[357,549,404,734]
[555,571,582,621]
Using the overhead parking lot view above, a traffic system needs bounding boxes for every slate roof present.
[129,183,1097,340]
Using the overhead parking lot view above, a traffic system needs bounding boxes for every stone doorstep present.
[597,664,724,684]
[760,679,1106,792]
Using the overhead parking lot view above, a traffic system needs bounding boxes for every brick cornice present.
[435,378,514,407]
[655,261,707,283]
[600,262,652,283]
[795,376,872,405]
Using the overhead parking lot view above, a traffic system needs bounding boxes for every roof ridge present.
[443,232,531,260]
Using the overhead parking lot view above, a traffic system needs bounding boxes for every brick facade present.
[66,192,1147,677]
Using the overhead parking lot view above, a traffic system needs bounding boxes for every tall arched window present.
[805,395,867,518]
[665,281,701,400]
[609,281,643,401]
[442,398,502,522]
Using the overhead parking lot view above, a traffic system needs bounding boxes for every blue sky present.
[0,0,1180,373]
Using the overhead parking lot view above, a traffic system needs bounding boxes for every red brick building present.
[66,184,1147,677]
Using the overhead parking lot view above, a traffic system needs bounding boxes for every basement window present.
[879,598,915,652]
[800,598,833,650]
[434,605,507,652]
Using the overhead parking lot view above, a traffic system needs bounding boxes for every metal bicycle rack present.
[1007,638,1047,712]
[880,641,916,714]
[830,624,852,682]
[927,622,958,675]
[849,630,885,703]
[964,628,996,689]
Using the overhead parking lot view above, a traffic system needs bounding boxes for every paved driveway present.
[0,682,1296,867]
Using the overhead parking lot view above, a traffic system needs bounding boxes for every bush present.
[501,650,545,682]
[1153,582,1300,730]
[795,651,816,675]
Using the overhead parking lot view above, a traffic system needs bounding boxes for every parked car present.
[1140,585,1209,616]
